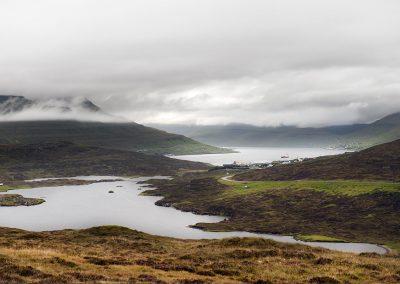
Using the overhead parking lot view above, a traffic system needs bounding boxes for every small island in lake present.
[0,194,45,207]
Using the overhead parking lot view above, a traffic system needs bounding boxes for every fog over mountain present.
[1,0,400,126]
[0,95,126,122]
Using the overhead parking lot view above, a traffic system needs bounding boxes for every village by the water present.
[211,154,308,170]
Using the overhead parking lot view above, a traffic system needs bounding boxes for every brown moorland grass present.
[0,226,399,283]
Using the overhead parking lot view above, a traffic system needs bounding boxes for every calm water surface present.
[0,176,386,254]
[172,147,347,166]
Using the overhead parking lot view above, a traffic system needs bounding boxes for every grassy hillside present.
[0,141,208,181]
[235,139,400,181]
[0,120,229,155]
[0,226,399,283]
[144,174,400,247]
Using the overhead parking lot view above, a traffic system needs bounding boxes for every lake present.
[171,146,347,166]
[0,176,386,254]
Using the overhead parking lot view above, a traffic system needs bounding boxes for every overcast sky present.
[1,0,400,126]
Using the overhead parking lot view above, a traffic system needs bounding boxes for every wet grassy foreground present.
[0,226,399,283]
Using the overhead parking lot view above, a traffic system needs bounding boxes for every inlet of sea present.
[170,146,347,166]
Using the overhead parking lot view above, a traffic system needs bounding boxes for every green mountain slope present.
[342,112,400,148]
[0,120,229,155]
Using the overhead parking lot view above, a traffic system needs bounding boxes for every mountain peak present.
[0,95,34,114]
[0,95,102,115]
[0,95,125,123]
[80,98,101,112]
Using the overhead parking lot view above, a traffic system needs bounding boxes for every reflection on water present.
[0,176,386,254]
[171,146,347,166]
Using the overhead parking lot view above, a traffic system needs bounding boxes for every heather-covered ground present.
[145,173,400,251]
[0,226,399,283]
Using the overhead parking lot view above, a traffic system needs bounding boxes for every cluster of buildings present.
[211,157,306,171]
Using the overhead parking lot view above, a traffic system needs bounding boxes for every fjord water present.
[0,177,386,254]
[171,147,347,165]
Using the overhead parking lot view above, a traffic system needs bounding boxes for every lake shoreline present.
[144,173,398,255]
[0,175,388,254]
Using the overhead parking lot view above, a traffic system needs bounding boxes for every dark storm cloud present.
[0,0,399,126]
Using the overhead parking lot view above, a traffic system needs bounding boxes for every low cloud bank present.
[1,1,399,126]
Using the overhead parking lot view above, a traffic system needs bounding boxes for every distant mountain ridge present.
[151,112,400,149]
[0,95,229,155]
